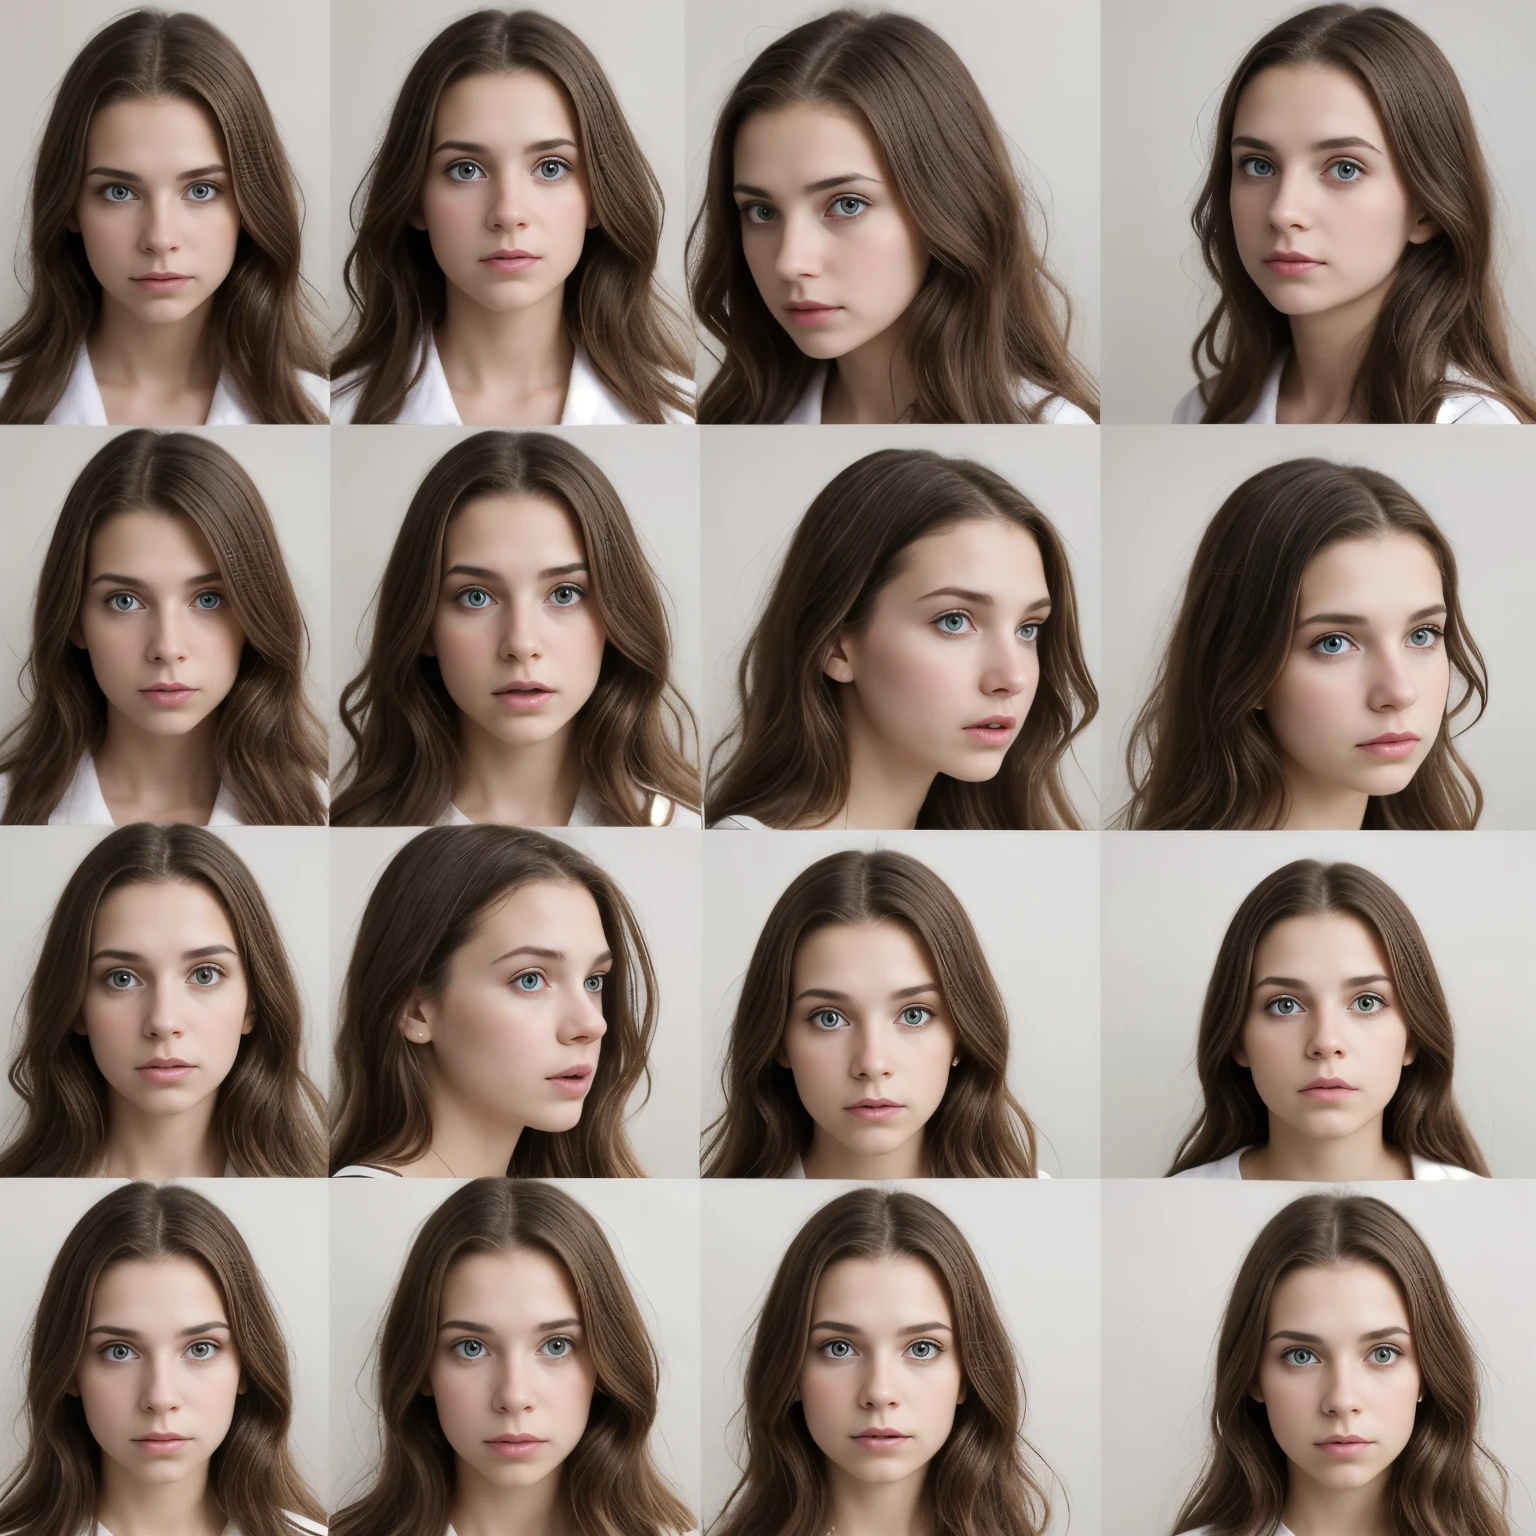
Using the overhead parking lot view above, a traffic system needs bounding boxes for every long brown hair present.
[331,429,698,827]
[329,825,656,1177]
[331,8,691,424]
[0,430,327,826]
[1186,4,1536,424]
[1173,1193,1509,1536]
[1167,859,1489,1177]
[707,448,1096,830]
[332,1178,694,1536]
[703,850,1038,1178]
[712,1187,1052,1536]
[0,823,325,1178]
[689,8,1097,424]
[0,9,326,425]
[1120,458,1485,830]
[0,1182,325,1536]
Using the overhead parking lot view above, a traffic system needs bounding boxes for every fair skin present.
[1251,1263,1421,1536]
[1262,533,1451,831]
[779,921,958,1180]
[819,518,1049,830]
[68,97,243,426]
[73,509,247,826]
[426,1247,597,1536]
[800,1255,963,1536]
[1229,63,1438,424]
[426,492,607,828]
[413,70,598,425]
[1234,913,1416,1183]
[70,1257,244,1536]
[733,102,929,423]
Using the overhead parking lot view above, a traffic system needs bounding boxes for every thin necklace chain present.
[429,1144,457,1178]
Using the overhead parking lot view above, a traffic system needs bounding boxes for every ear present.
[69,617,88,650]
[822,632,855,686]
[774,1044,790,1069]
[241,999,255,1037]
[401,997,434,1046]
[407,201,428,233]
[420,633,437,659]
[65,1374,80,1398]
[65,209,80,235]
[236,1374,248,1396]
[1248,1381,1265,1403]
[1233,1042,1250,1069]
[956,1379,967,1405]
[1406,211,1439,246]
[72,1014,89,1038]
[1402,1040,1416,1067]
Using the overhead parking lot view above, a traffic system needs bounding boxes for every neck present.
[448,1454,565,1536]
[1243,1112,1410,1184]
[1277,761,1369,831]
[94,711,223,820]
[96,1452,222,1536]
[451,716,583,828]
[1282,1458,1394,1536]
[825,1460,930,1536]
[418,1057,525,1178]
[1280,278,1393,424]
[437,280,574,394]
[88,291,219,392]
[100,1087,225,1180]
[821,314,918,424]
[818,695,934,830]
[801,1128,927,1181]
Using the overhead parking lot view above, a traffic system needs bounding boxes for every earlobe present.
[1248,1382,1264,1403]
[65,1375,80,1398]
[823,634,855,686]
[407,203,428,233]
[1407,214,1439,246]
[1233,1044,1250,1069]
[241,1003,255,1037]
[1403,1042,1416,1066]
[401,999,433,1046]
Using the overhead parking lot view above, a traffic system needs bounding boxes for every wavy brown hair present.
[332,1178,693,1536]
[1185,4,1536,424]
[707,448,1096,830]
[0,1182,325,1536]
[331,429,698,827]
[332,8,691,423]
[712,1187,1052,1536]
[1173,1193,1509,1536]
[0,8,326,424]
[0,823,325,1178]
[329,825,656,1177]
[703,849,1038,1178]
[1167,859,1489,1177]
[689,8,1096,424]
[1120,458,1485,830]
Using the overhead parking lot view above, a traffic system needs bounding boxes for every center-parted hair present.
[1119,458,1485,830]
[703,850,1038,1178]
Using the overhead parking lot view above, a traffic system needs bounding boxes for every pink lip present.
[852,1429,911,1448]
[486,1435,546,1457]
[138,1059,195,1084]
[134,1435,191,1453]
[546,1065,594,1099]
[482,249,539,272]
[1301,1077,1356,1101]
[132,272,192,290]
[494,683,554,712]
[963,715,1016,746]
[1317,1436,1372,1456]
[785,302,842,328]
[140,683,196,707]
[1356,732,1420,759]
[846,1099,903,1121]
[1263,250,1324,275]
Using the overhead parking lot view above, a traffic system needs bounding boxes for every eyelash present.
[1237,156,1365,184]
[1309,624,1442,657]
[101,964,226,991]
[1262,991,1388,1018]
[451,1335,578,1361]
[818,1338,945,1362]
[105,590,225,614]
[510,970,606,995]
[738,193,872,227]
[100,1339,222,1364]
[1281,1343,1403,1367]
[99,182,222,204]
[454,584,587,611]
[445,158,572,184]
[933,611,1043,642]
[808,1005,935,1031]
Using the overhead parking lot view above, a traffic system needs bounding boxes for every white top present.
[332,1164,403,1178]
[1172,353,1519,424]
[1173,1146,1480,1180]
[439,781,701,829]
[1180,1527,1295,1536]
[709,812,770,830]
[96,1515,325,1536]
[782,362,1093,424]
[331,333,695,425]
[786,1154,1052,1178]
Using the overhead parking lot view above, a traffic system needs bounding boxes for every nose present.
[147,605,189,665]
[487,173,529,233]
[140,1352,184,1415]
[1305,1005,1346,1062]
[1366,647,1419,714]
[139,192,184,256]
[556,986,608,1046]
[491,1350,537,1415]
[857,1351,902,1411]
[499,598,543,662]
[772,208,824,283]
[1318,1358,1366,1420]
[1265,166,1316,233]
[144,981,184,1041]
[849,1023,891,1083]
[979,631,1032,698]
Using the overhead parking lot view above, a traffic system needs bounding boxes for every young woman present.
[703,849,1042,1179]
[1173,1193,1509,1536]
[0,1181,325,1536]
[707,448,1096,831]
[690,9,1096,424]
[331,9,692,424]
[0,9,327,425]
[0,822,325,1179]
[330,825,659,1178]
[332,430,699,829]
[1168,859,1488,1182]
[0,430,328,828]
[332,1178,694,1536]
[1119,458,1485,831]
[1174,4,1534,424]
[713,1186,1051,1536]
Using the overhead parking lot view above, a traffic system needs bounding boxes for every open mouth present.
[963,716,1016,745]
[546,1065,594,1098]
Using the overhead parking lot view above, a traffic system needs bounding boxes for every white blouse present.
[1173,1147,1479,1180]
[332,1164,402,1179]
[96,1515,325,1535]
[438,783,701,829]
[782,362,1093,424]
[786,1155,1052,1178]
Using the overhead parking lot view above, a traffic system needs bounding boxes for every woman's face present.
[414,69,595,318]
[76,878,253,1121]
[732,101,929,362]
[1229,63,1435,323]
[70,96,242,325]
[71,1256,243,1490]
[1252,1261,1421,1493]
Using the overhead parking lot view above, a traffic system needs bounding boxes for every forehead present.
[459,877,606,958]
[1298,532,1443,614]
[90,1255,227,1326]
[810,1254,952,1328]
[886,517,1046,597]
[734,101,887,185]
[84,95,228,167]
[439,1245,582,1326]
[1233,62,1389,144]
[1252,910,1388,983]
[434,69,579,146]
[1267,1260,1410,1334]
[791,920,937,989]
[442,493,585,569]
[87,508,220,576]
[91,877,238,952]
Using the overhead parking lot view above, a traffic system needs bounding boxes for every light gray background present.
[328,0,687,346]
[329,1177,700,1516]
[1102,1179,1536,1536]
[1100,427,1536,830]
[1100,0,1536,422]
[701,424,1103,824]
[703,831,1101,1178]
[0,2,330,332]
[684,0,1101,391]
[0,1177,328,1500]
[1101,830,1536,1179]
[0,826,331,1141]
[701,1179,1101,1535]
[327,826,702,1179]
[328,425,700,783]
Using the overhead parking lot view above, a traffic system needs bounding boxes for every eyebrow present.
[1294,604,1447,629]
[87,1320,230,1338]
[792,983,941,1005]
[432,138,578,157]
[914,587,1052,613]
[1254,973,1391,990]
[733,173,880,198]
[84,164,229,181]
[89,570,224,589]
[809,1320,954,1335]
[1232,135,1383,155]
[91,945,238,964]
[443,562,589,583]
[1269,1326,1409,1343]
[438,1316,582,1333]
[488,945,614,968]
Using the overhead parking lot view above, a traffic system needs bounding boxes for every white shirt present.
[782,362,1093,424]
[1173,1146,1480,1180]
[709,812,770,829]
[97,1515,325,1536]
[1180,1527,1295,1536]
[785,1154,1052,1178]
[332,1164,402,1178]
[439,782,701,829]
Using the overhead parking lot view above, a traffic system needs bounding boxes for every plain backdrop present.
[1099,0,1536,422]
[328,0,687,347]
[329,1177,700,1516]
[1099,427,1536,830]
[328,424,700,783]
[1101,1179,1536,1536]
[700,424,1102,823]
[684,0,1101,392]
[0,1177,328,1501]
[700,1179,1101,1536]
[703,831,1100,1178]
[327,825,702,1179]
[1101,830,1536,1179]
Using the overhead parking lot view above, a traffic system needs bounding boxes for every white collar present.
[783,362,830,424]
[777,360,1087,424]
[51,753,245,826]
[46,340,280,426]
[1247,350,1515,424]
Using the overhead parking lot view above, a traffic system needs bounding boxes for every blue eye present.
[549,584,584,607]
[1312,633,1352,656]
[1371,1344,1402,1365]
[540,1336,575,1358]
[1329,160,1363,182]
[194,591,222,610]
[185,182,219,202]
[186,1340,219,1361]
[821,1339,855,1359]
[907,1339,942,1361]
[1351,993,1387,1014]
[452,1338,488,1360]
[1018,622,1041,642]
[513,972,546,993]
[1266,996,1303,1017]
[740,203,775,225]
[535,158,570,181]
[1281,1346,1318,1367]
[458,587,493,609]
[936,612,973,635]
[1240,156,1276,178]
[103,1343,136,1363]
[190,965,222,988]
[109,592,144,612]
[1407,626,1440,649]
[899,1006,932,1028]
[106,969,138,990]
[583,975,604,993]
[829,195,869,219]
[102,184,137,203]
[447,160,486,182]
[811,1008,845,1031]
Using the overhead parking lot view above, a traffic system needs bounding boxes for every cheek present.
[421,185,486,250]
[860,632,960,720]
[1266,662,1354,750]
[432,616,493,685]
[798,1363,845,1432]
[841,219,925,307]
[784,1036,843,1102]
